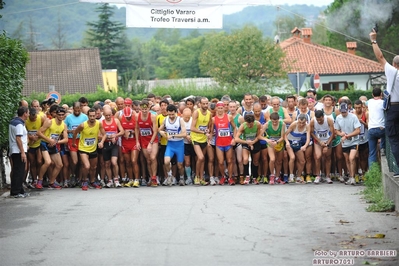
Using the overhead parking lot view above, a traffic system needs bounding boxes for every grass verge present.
[361,163,395,212]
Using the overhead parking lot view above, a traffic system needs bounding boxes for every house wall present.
[313,74,371,91]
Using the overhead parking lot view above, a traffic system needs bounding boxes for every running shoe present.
[28,181,37,189]
[296,176,305,184]
[200,178,209,186]
[90,182,102,189]
[167,175,173,186]
[100,180,106,188]
[243,176,250,185]
[256,176,262,184]
[338,176,345,183]
[63,180,70,188]
[172,177,177,186]
[219,176,226,185]
[239,176,245,185]
[345,177,356,186]
[263,176,269,184]
[151,177,158,187]
[214,176,220,185]
[185,178,193,185]
[13,193,28,198]
[124,180,134,187]
[277,177,286,184]
[355,175,359,184]
[228,178,235,186]
[252,177,259,185]
[106,179,114,188]
[326,177,333,184]
[288,174,295,183]
[283,174,289,184]
[133,179,140,188]
[141,178,147,186]
[70,174,77,187]
[179,179,185,186]
[82,182,88,191]
[269,175,275,185]
[49,182,62,190]
[35,180,43,189]
[210,176,216,186]
[132,179,140,187]
[305,175,312,183]
[314,175,321,184]
[194,176,200,185]
[114,178,122,188]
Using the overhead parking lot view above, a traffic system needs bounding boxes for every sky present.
[223,0,334,14]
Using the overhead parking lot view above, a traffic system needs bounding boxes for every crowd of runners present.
[17,88,384,191]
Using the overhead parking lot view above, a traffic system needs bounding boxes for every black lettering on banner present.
[198,18,210,23]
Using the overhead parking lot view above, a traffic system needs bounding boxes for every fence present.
[385,135,399,174]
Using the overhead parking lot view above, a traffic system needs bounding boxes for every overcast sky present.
[223,0,334,14]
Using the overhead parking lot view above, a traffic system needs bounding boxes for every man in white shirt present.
[9,106,29,198]
[367,87,385,166]
[370,29,399,177]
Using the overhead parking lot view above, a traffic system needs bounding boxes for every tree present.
[199,25,286,86]
[85,4,132,81]
[51,15,68,49]
[0,32,29,187]
[157,35,205,79]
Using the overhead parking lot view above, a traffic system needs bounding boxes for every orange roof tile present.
[280,36,383,75]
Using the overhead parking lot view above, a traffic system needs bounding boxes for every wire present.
[274,4,396,56]
[3,1,81,16]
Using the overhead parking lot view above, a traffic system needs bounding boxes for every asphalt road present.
[1,183,398,266]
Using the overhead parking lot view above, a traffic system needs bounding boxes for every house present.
[280,27,384,91]
[23,48,104,97]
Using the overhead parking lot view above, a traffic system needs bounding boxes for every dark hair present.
[29,107,37,116]
[56,107,66,114]
[166,104,177,112]
[49,104,59,113]
[73,102,81,108]
[17,106,28,117]
[244,113,255,123]
[93,104,102,111]
[78,97,88,104]
[285,95,296,101]
[315,110,324,118]
[185,98,195,105]
[307,89,317,96]
[147,93,156,98]
[259,95,268,102]
[354,100,362,106]
[160,99,169,106]
[209,102,216,110]
[372,87,382,97]
[270,112,279,120]
[88,108,96,114]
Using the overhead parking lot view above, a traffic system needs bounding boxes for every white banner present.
[126,5,223,28]
[80,0,266,5]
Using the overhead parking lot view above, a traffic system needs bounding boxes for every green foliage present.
[361,163,395,212]
[85,4,133,79]
[200,25,286,85]
[0,32,29,149]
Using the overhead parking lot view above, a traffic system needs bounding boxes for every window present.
[322,81,354,91]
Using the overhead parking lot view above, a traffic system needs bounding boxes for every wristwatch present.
[371,40,377,44]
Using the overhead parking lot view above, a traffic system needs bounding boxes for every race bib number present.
[218,129,230,137]
[72,125,78,130]
[317,130,328,139]
[50,133,59,140]
[270,136,279,141]
[291,140,300,147]
[199,126,207,132]
[84,138,95,146]
[140,129,152,137]
[168,131,178,136]
[128,130,135,139]
[28,130,37,135]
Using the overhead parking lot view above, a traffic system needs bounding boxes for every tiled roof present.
[23,48,103,96]
[280,35,384,75]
